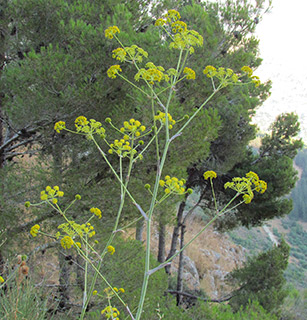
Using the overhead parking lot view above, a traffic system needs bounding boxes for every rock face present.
[182,255,200,289]
[153,215,246,299]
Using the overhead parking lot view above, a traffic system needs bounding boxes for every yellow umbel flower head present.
[183,67,196,80]
[54,121,66,133]
[74,116,106,138]
[154,111,176,129]
[224,171,267,204]
[61,236,74,249]
[105,26,120,39]
[107,65,122,79]
[30,224,40,237]
[203,171,217,180]
[159,175,187,195]
[40,186,64,203]
[107,245,115,255]
[135,62,168,84]
[90,207,102,219]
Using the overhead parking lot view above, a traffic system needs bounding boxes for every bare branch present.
[167,290,233,303]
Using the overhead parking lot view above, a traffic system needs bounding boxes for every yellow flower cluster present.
[183,67,196,80]
[120,118,146,137]
[103,286,125,299]
[113,287,125,293]
[124,45,148,63]
[108,139,133,157]
[241,66,261,87]
[40,186,64,204]
[203,170,217,180]
[105,26,120,39]
[101,305,120,320]
[169,29,203,54]
[224,171,267,204]
[135,62,168,84]
[107,245,115,255]
[165,9,181,23]
[246,171,267,193]
[58,221,96,239]
[203,66,238,86]
[54,121,66,133]
[171,21,187,33]
[154,111,176,129]
[155,18,166,26]
[30,224,40,237]
[154,10,203,54]
[61,236,74,249]
[90,207,102,219]
[203,65,261,88]
[75,116,106,138]
[0,276,4,283]
[159,176,187,195]
[112,48,127,62]
[107,65,122,79]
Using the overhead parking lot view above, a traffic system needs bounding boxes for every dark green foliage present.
[227,238,290,315]
[290,148,307,222]
[217,113,303,230]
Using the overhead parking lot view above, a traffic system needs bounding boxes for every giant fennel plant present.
[0,9,266,320]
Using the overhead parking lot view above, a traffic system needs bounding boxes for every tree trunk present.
[176,223,186,305]
[135,218,144,242]
[165,197,187,274]
[57,250,71,311]
[52,135,71,310]
[76,254,85,292]
[157,217,166,263]
[0,0,7,277]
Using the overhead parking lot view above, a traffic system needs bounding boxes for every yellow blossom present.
[30,224,40,237]
[203,171,217,180]
[165,9,181,23]
[107,245,115,255]
[241,65,253,77]
[112,48,127,62]
[203,65,217,78]
[107,65,122,79]
[90,207,102,219]
[183,67,196,80]
[105,26,120,39]
[61,236,74,249]
[155,18,166,26]
[54,121,66,133]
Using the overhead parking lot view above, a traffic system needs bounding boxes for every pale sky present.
[254,0,307,141]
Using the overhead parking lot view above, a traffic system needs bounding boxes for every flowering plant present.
[23,9,266,320]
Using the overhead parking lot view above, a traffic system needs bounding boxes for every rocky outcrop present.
[151,215,247,299]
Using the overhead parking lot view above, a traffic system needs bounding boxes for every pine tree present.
[227,238,290,316]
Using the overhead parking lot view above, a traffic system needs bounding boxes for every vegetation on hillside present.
[1,0,304,319]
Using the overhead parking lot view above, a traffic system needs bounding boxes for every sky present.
[253,0,307,142]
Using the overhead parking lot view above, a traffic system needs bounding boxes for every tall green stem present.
[135,50,184,320]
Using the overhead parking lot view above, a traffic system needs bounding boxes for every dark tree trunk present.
[76,254,85,292]
[157,217,166,263]
[176,223,186,305]
[165,197,187,274]
[58,251,71,311]
[135,218,144,242]
[0,0,7,277]
[52,135,71,310]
